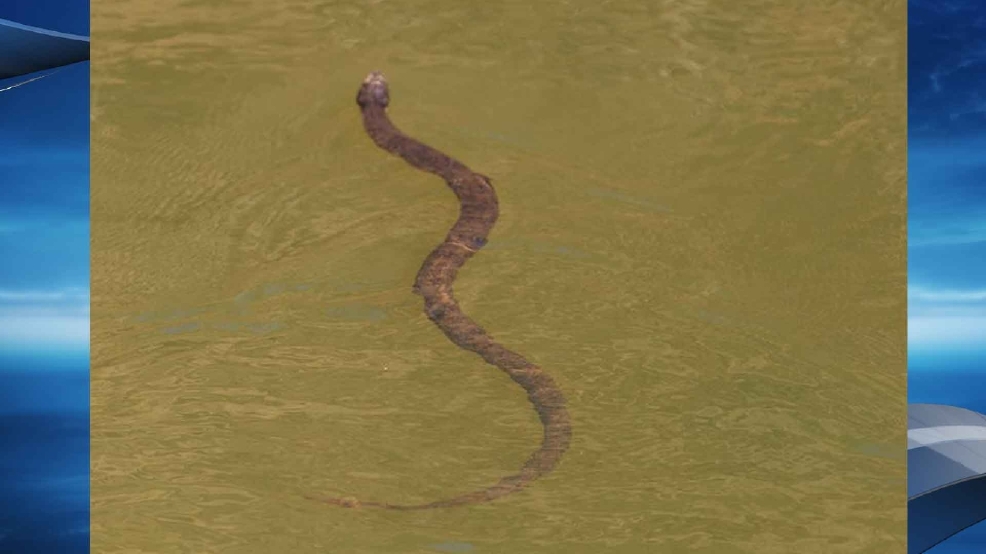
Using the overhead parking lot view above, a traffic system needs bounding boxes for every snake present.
[305,72,572,510]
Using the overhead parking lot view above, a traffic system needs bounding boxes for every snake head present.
[357,71,390,108]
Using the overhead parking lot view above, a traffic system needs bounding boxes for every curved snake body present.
[307,72,571,510]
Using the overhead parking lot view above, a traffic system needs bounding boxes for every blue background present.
[908,0,986,551]
[0,1,89,551]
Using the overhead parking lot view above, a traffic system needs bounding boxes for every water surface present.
[92,1,906,552]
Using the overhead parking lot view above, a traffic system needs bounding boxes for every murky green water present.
[91,1,906,552]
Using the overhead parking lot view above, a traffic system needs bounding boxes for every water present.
[92,0,906,552]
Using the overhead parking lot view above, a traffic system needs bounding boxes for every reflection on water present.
[92,0,905,552]
[128,280,393,338]
[584,187,673,214]
[430,542,476,553]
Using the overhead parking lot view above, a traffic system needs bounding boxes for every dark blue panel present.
[910,475,986,554]
[0,18,89,79]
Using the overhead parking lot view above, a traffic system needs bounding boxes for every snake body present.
[307,72,571,510]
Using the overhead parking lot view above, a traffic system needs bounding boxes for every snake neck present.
[360,104,468,183]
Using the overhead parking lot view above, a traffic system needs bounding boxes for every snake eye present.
[471,237,488,249]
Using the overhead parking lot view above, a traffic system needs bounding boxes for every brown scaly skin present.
[305,72,572,510]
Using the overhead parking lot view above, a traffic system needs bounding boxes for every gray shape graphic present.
[908,403,986,553]
[0,18,89,80]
